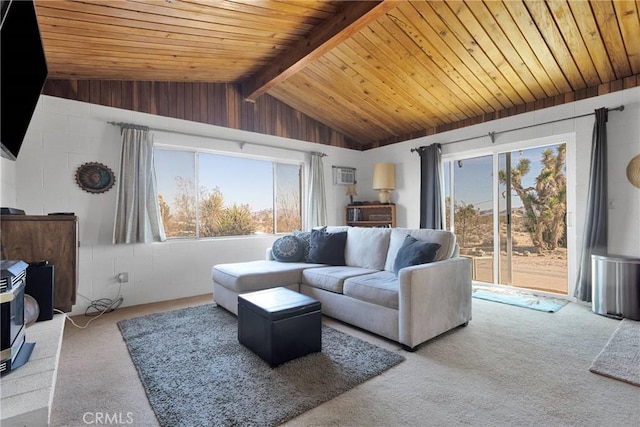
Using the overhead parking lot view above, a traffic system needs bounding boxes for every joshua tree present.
[499,145,566,252]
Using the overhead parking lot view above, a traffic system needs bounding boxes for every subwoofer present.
[26,262,54,322]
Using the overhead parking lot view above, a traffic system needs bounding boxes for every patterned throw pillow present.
[292,230,312,262]
[271,235,305,262]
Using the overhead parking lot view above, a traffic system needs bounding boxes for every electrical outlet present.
[117,272,129,283]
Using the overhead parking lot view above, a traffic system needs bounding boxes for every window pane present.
[275,163,302,233]
[499,144,567,293]
[155,148,304,239]
[155,149,196,238]
[453,155,494,283]
[198,153,274,236]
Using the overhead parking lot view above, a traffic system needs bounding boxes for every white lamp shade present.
[372,163,395,190]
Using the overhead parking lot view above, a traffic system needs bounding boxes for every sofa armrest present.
[397,257,472,348]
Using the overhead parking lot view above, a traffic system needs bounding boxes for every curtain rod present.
[410,105,625,153]
[107,121,326,157]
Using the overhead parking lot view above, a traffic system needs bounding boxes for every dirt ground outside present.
[459,230,568,295]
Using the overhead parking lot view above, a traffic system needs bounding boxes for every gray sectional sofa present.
[211,226,472,350]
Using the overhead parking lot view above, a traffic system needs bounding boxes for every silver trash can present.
[591,254,640,320]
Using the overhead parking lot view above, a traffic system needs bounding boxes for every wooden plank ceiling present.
[34,0,640,149]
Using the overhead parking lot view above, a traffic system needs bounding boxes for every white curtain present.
[113,127,166,244]
[306,152,327,230]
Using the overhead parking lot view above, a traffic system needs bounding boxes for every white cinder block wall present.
[1,88,639,313]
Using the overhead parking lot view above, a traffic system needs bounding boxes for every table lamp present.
[346,184,357,205]
[372,163,395,204]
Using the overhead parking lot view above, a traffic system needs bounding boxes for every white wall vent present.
[333,166,356,185]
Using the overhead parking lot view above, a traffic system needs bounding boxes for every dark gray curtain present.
[418,144,443,229]
[575,108,609,302]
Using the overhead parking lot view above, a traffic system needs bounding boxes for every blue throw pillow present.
[272,235,305,262]
[394,235,441,275]
[308,229,347,265]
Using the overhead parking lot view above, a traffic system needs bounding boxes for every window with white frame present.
[154,148,302,238]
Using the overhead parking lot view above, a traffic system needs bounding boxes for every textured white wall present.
[0,157,16,206]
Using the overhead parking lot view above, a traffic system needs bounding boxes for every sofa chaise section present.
[212,260,325,315]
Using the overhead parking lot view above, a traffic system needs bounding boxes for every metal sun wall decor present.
[75,162,116,194]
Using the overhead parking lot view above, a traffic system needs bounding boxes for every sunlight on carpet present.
[472,285,568,313]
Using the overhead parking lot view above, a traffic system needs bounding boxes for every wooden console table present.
[1,215,79,312]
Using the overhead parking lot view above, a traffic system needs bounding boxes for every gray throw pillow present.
[394,235,441,275]
[272,235,305,262]
[308,229,347,265]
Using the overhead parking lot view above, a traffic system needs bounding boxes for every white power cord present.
[54,284,124,329]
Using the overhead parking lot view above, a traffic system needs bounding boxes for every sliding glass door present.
[444,155,494,282]
[498,144,567,293]
[444,140,568,294]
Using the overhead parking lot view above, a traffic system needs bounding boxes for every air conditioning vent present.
[333,167,356,185]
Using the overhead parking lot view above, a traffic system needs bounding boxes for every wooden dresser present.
[1,215,79,312]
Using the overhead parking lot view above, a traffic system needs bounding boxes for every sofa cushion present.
[271,235,305,262]
[343,271,399,309]
[393,236,440,275]
[384,228,457,272]
[344,227,391,270]
[308,229,347,265]
[212,260,323,293]
[302,266,377,294]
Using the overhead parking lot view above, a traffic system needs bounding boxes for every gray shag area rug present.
[117,304,405,427]
[589,318,640,387]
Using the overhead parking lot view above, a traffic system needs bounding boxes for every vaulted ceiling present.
[34,0,640,148]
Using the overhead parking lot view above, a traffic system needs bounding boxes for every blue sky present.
[154,149,299,212]
[200,154,273,210]
[446,144,565,211]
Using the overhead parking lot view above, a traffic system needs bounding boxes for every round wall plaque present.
[627,154,640,189]
[75,162,116,194]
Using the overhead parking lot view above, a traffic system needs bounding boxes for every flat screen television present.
[0,0,48,160]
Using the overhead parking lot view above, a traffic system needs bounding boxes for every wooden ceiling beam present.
[241,0,399,102]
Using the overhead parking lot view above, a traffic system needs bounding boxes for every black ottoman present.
[238,287,321,367]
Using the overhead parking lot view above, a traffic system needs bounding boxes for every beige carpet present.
[590,318,640,387]
[51,295,640,426]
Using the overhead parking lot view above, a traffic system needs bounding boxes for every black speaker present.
[26,263,54,322]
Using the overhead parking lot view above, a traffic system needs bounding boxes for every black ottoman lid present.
[238,287,320,320]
